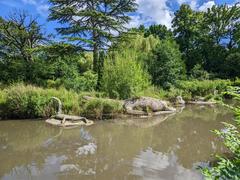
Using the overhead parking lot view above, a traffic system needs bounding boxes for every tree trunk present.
[22,50,33,82]
[96,51,104,90]
[93,30,99,73]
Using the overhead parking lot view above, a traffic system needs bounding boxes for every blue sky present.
[0,0,238,35]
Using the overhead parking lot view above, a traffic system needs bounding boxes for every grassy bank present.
[0,84,123,120]
[0,79,233,120]
[138,79,231,102]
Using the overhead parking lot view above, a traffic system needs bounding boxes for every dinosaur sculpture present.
[124,97,176,116]
[46,97,94,127]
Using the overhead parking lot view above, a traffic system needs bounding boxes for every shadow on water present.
[0,105,234,180]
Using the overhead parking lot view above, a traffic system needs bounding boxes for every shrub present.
[190,64,210,80]
[146,40,186,89]
[57,70,98,92]
[82,98,123,120]
[0,90,7,118]
[101,51,150,99]
[176,80,231,100]
[135,86,166,99]
[232,77,240,86]
[224,52,240,78]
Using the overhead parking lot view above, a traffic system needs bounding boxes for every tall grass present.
[175,79,231,100]
[0,84,81,119]
[0,84,124,120]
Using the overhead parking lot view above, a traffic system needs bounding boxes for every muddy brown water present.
[0,105,234,180]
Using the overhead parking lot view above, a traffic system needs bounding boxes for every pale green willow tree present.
[48,0,137,74]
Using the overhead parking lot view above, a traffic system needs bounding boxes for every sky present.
[0,0,238,35]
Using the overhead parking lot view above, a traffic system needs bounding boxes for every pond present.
[0,105,234,180]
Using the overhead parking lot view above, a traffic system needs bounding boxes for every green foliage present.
[201,91,240,179]
[82,98,123,120]
[101,50,150,99]
[224,52,240,78]
[0,84,81,119]
[48,0,137,72]
[135,86,166,99]
[0,57,26,83]
[0,84,127,120]
[0,10,47,81]
[204,4,240,49]
[176,80,231,100]
[112,33,159,54]
[172,3,240,76]
[232,78,240,86]
[144,24,173,40]
[146,40,185,89]
[172,4,205,71]
[190,64,210,80]
[101,34,155,99]
[0,90,6,118]
[47,70,97,92]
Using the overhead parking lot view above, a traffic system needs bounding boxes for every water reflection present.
[132,148,202,180]
[0,105,233,180]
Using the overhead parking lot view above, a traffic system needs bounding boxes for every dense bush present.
[0,90,6,118]
[190,64,210,80]
[101,53,150,99]
[146,40,186,89]
[232,78,240,86]
[135,86,166,99]
[47,70,97,92]
[176,80,231,100]
[224,52,240,78]
[82,98,123,120]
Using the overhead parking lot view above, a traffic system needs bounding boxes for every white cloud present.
[176,0,198,10]
[128,0,217,29]
[189,0,198,10]
[199,1,215,12]
[129,0,174,29]
[176,0,216,11]
[127,15,143,28]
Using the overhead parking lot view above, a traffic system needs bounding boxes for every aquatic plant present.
[201,92,240,179]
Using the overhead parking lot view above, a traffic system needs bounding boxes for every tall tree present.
[172,4,205,71]
[147,40,185,89]
[48,0,137,74]
[204,3,240,49]
[144,24,173,40]
[0,10,47,81]
[201,3,240,74]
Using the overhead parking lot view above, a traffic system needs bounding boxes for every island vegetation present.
[0,1,240,178]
